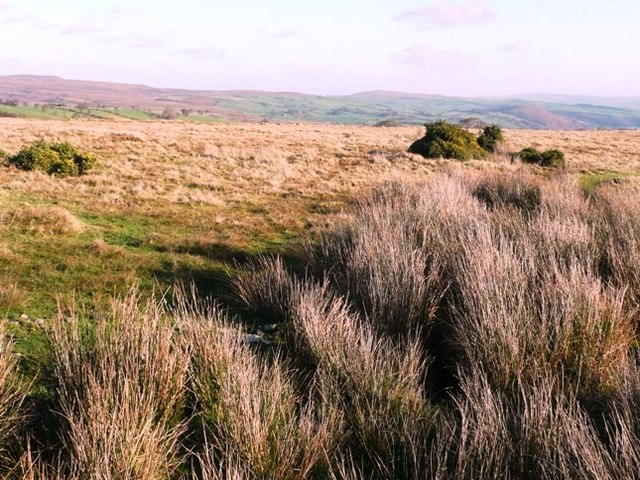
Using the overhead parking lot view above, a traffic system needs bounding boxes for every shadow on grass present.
[152,240,307,307]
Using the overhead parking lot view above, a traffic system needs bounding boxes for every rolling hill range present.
[1,75,639,129]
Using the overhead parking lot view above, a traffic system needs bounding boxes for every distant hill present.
[1,75,639,129]
[503,93,640,110]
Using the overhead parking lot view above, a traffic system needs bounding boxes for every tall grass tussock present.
[232,165,640,478]
[6,162,640,478]
[0,323,26,471]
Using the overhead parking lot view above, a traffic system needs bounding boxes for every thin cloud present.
[498,42,530,54]
[172,45,227,60]
[109,5,126,18]
[392,43,478,69]
[395,1,495,27]
[0,13,58,30]
[272,29,297,39]
[60,24,106,35]
[128,36,165,48]
[0,2,9,11]
[58,6,133,37]
[0,14,29,26]
[99,34,167,49]
[105,5,139,21]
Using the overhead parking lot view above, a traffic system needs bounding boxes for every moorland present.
[2,116,640,478]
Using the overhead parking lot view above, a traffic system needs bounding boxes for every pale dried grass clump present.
[46,292,189,479]
[289,282,437,478]
[0,322,26,469]
[232,255,295,323]
[233,258,439,477]
[452,227,632,395]
[230,168,640,478]
[9,205,84,235]
[471,170,542,213]
[182,297,342,480]
[0,209,13,257]
[312,186,444,338]
[591,187,640,310]
[445,371,622,480]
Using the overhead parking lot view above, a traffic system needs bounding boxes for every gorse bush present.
[6,140,96,176]
[517,146,565,168]
[409,120,486,161]
[409,121,505,160]
[477,124,504,152]
[517,147,541,164]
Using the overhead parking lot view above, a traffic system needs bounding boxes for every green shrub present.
[7,140,97,176]
[0,149,7,162]
[540,149,565,168]
[517,147,542,164]
[409,120,486,161]
[477,124,504,153]
[517,147,565,168]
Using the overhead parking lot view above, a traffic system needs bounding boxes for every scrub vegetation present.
[409,121,506,160]
[6,140,96,176]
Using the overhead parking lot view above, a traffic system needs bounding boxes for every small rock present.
[35,318,45,327]
[20,313,29,320]
[258,324,278,334]
[243,334,262,345]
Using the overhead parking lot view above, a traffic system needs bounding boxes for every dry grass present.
[5,206,84,235]
[4,119,640,477]
[289,282,436,478]
[0,322,25,470]
[45,292,189,479]
[230,166,640,478]
[2,119,640,318]
[7,166,640,478]
[0,119,433,217]
[1,120,638,240]
[180,294,343,480]
[504,129,640,173]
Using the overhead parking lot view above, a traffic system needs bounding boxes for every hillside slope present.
[1,75,639,129]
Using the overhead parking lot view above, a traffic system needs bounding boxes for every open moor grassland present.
[1,119,640,318]
[2,118,640,478]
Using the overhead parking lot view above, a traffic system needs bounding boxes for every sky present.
[0,0,638,97]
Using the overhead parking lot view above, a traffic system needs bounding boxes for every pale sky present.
[0,0,638,96]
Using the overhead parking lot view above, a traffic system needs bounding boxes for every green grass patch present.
[579,169,631,196]
[0,105,68,119]
[0,199,308,319]
[0,104,157,121]
[101,108,155,120]
[182,115,227,123]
